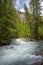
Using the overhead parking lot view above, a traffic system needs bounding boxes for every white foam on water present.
[0,39,43,65]
[16,38,26,44]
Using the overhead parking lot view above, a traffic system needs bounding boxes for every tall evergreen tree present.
[24,4,32,39]
[30,0,41,39]
[0,0,17,45]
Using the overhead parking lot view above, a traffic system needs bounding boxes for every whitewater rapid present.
[0,39,43,65]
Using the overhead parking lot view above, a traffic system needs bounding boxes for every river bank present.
[0,38,43,46]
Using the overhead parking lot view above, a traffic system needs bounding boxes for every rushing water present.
[0,39,43,65]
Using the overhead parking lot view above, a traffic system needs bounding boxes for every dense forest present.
[0,0,43,45]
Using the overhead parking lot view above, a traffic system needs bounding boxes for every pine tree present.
[0,0,17,45]
[30,0,41,39]
[24,4,32,39]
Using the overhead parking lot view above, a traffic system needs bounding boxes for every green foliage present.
[24,4,32,39]
[0,0,43,45]
[24,2,43,40]
[30,0,41,39]
[38,17,43,39]
[0,0,18,45]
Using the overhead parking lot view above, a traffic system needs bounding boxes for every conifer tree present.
[24,4,32,39]
[0,0,17,45]
[30,0,41,39]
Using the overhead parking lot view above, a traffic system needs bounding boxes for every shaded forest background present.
[0,0,43,45]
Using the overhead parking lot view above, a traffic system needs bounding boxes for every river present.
[0,39,43,65]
